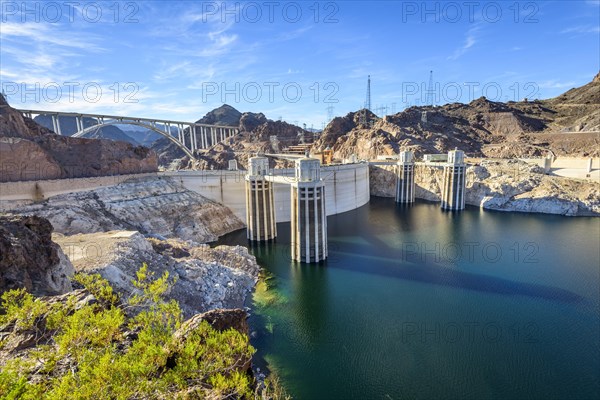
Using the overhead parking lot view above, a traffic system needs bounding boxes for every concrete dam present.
[162,162,371,223]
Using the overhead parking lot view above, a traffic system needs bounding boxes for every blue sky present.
[1,0,598,127]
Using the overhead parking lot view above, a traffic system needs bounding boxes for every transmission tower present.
[425,70,434,106]
[360,75,372,127]
[326,105,334,122]
[365,75,371,111]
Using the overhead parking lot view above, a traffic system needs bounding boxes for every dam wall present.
[162,163,370,222]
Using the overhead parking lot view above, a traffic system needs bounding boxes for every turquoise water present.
[218,198,600,399]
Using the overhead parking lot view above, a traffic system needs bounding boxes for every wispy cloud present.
[537,80,577,90]
[447,26,480,61]
[1,22,104,51]
[560,25,600,34]
[276,25,313,42]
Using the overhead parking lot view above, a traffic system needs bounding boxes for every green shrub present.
[0,265,258,399]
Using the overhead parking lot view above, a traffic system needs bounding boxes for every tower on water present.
[441,150,466,210]
[245,155,277,241]
[395,151,415,203]
[290,157,327,263]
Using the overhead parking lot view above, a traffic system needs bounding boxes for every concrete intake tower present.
[395,151,415,203]
[245,156,277,241]
[441,150,466,210]
[291,157,328,263]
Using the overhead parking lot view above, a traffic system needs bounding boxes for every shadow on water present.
[325,248,584,303]
[324,198,585,304]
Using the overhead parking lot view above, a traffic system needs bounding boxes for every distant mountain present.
[197,104,242,126]
[33,115,139,146]
[117,125,170,147]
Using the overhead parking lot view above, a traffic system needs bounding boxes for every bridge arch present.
[72,120,196,160]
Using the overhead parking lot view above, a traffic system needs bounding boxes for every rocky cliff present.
[0,215,74,296]
[7,176,244,242]
[0,94,157,182]
[370,160,600,216]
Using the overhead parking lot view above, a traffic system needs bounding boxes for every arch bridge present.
[17,109,239,161]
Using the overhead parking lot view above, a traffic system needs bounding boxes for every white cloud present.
[1,22,104,51]
[537,80,577,90]
[560,25,600,34]
[447,27,480,61]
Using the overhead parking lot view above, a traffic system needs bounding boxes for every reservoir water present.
[218,197,600,399]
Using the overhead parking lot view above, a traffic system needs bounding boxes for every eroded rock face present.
[8,176,244,242]
[369,160,600,216]
[175,308,249,336]
[52,231,260,318]
[0,215,74,296]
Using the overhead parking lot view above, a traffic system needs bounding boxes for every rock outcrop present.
[52,230,259,318]
[7,176,244,242]
[0,215,74,296]
[369,160,600,216]
[0,94,158,182]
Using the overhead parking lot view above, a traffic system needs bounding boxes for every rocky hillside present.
[0,95,157,182]
[120,125,163,146]
[313,73,600,161]
[6,176,244,242]
[33,114,139,145]
[370,160,600,216]
[190,118,310,170]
